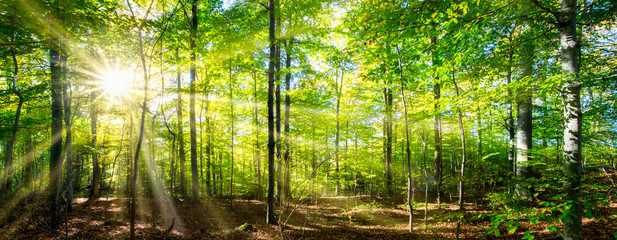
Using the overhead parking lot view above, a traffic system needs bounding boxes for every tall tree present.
[515,40,533,200]
[49,42,64,228]
[62,54,73,211]
[0,21,23,197]
[396,46,413,232]
[431,36,443,207]
[90,92,100,199]
[283,39,293,201]
[266,0,276,225]
[189,0,200,204]
[557,0,582,238]
[335,67,342,196]
[177,50,187,196]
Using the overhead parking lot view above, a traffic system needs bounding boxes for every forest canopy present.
[0,0,616,239]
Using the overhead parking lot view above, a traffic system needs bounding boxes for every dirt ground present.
[0,193,616,239]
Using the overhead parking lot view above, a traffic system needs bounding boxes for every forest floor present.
[1,189,616,240]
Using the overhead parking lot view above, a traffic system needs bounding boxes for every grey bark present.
[515,41,534,200]
[559,0,583,238]
[396,47,413,233]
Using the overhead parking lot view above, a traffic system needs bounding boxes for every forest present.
[0,0,616,239]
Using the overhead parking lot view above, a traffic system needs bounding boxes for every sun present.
[99,67,131,99]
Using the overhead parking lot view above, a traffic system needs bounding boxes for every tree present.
[189,0,200,204]
[266,0,276,225]
[0,18,23,198]
[90,92,100,199]
[49,42,64,228]
[515,39,533,200]
[557,0,582,238]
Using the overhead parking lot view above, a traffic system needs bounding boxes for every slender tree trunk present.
[90,92,100,199]
[274,5,283,203]
[254,70,262,200]
[62,56,73,211]
[177,48,186,197]
[266,0,277,224]
[559,0,583,238]
[49,44,64,228]
[283,39,293,201]
[506,51,515,175]
[384,77,393,195]
[206,91,212,196]
[431,36,443,208]
[1,34,24,197]
[476,106,482,159]
[515,41,534,200]
[229,59,235,201]
[130,5,150,236]
[452,71,467,240]
[396,48,413,232]
[335,68,342,196]
[189,0,200,204]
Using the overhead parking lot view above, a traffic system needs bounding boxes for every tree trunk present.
[206,91,212,196]
[49,44,64,228]
[275,15,282,202]
[254,70,262,200]
[283,39,293,201]
[62,55,73,211]
[384,77,393,195]
[515,41,533,200]
[266,0,277,224]
[507,51,515,176]
[396,48,413,232]
[1,34,24,198]
[229,59,235,201]
[431,36,443,208]
[335,68,342,196]
[130,9,151,237]
[177,48,187,197]
[189,0,200,204]
[559,0,583,238]
[452,73,467,211]
[90,92,100,199]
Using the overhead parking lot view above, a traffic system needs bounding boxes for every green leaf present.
[507,225,518,234]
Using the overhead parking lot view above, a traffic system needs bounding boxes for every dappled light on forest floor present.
[0,192,616,239]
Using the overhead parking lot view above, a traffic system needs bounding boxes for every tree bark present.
[189,0,200,204]
[283,39,293,201]
[90,92,100,199]
[129,4,151,236]
[1,31,23,197]
[62,54,73,211]
[515,41,534,200]
[229,59,235,201]
[384,77,393,195]
[177,48,187,197]
[335,68,342,196]
[49,44,64,228]
[266,0,277,224]
[559,0,583,239]
[254,70,262,200]
[507,51,515,175]
[431,36,443,208]
[396,47,413,232]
